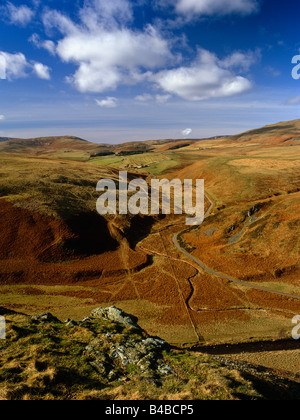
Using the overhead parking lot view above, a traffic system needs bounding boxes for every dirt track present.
[172,193,300,302]
[172,232,300,301]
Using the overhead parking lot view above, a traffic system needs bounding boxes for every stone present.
[65,319,78,327]
[91,306,141,330]
[31,313,61,323]
[84,324,173,379]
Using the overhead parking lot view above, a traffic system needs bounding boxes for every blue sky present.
[0,0,300,143]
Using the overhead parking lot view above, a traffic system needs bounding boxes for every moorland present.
[0,119,299,379]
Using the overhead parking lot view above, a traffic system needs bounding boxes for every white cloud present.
[0,51,51,81]
[43,2,174,93]
[42,9,77,35]
[29,34,56,55]
[39,1,256,101]
[175,0,259,16]
[1,1,35,26]
[57,26,172,93]
[0,115,5,121]
[182,128,192,136]
[135,93,172,104]
[95,97,118,108]
[135,94,154,102]
[220,50,261,72]
[0,51,28,79]
[33,62,51,80]
[155,94,172,104]
[154,49,253,101]
[79,0,133,29]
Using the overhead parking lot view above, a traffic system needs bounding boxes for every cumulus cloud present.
[95,97,118,108]
[38,1,256,101]
[79,0,133,29]
[33,62,51,80]
[175,0,259,16]
[42,9,77,35]
[0,51,51,81]
[220,50,261,72]
[1,1,35,26]
[29,33,56,55]
[0,51,28,79]
[154,49,253,101]
[42,1,174,93]
[57,26,171,92]
[182,128,192,136]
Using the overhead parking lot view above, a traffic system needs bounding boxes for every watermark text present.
[96,172,205,226]
[0,55,6,80]
[292,55,300,80]
[0,316,6,340]
[292,315,300,340]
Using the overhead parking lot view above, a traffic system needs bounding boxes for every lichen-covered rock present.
[91,306,140,330]
[65,319,79,327]
[1,305,298,400]
[84,311,172,379]
[28,307,173,381]
[31,313,61,323]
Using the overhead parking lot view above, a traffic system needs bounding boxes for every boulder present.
[91,306,140,330]
[65,319,79,327]
[31,313,61,323]
[85,330,172,379]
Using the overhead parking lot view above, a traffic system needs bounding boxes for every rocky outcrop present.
[31,313,62,323]
[85,333,172,381]
[86,307,173,381]
[91,306,141,330]
[31,306,174,382]
[2,305,300,400]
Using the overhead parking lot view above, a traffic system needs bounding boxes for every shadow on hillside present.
[126,214,166,249]
[64,212,119,257]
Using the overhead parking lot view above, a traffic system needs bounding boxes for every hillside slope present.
[0,119,299,349]
[0,306,299,400]
[0,135,199,160]
[227,119,300,145]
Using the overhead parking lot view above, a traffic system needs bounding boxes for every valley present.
[0,119,299,378]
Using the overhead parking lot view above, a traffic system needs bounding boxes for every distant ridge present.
[3,117,300,156]
[0,135,226,158]
[227,118,300,145]
[0,137,16,142]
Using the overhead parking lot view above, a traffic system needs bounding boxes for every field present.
[0,119,299,377]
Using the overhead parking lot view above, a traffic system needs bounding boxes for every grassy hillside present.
[0,306,299,400]
[0,136,199,162]
[0,153,119,218]
[0,136,103,161]
[228,119,300,144]
[0,119,299,355]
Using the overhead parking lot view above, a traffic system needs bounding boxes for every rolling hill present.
[227,119,300,145]
[0,135,205,160]
[0,119,299,378]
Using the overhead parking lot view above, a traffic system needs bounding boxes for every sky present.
[0,0,300,143]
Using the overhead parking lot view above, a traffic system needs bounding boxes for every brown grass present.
[1,121,300,349]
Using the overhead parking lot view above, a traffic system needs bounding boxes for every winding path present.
[172,194,300,301]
